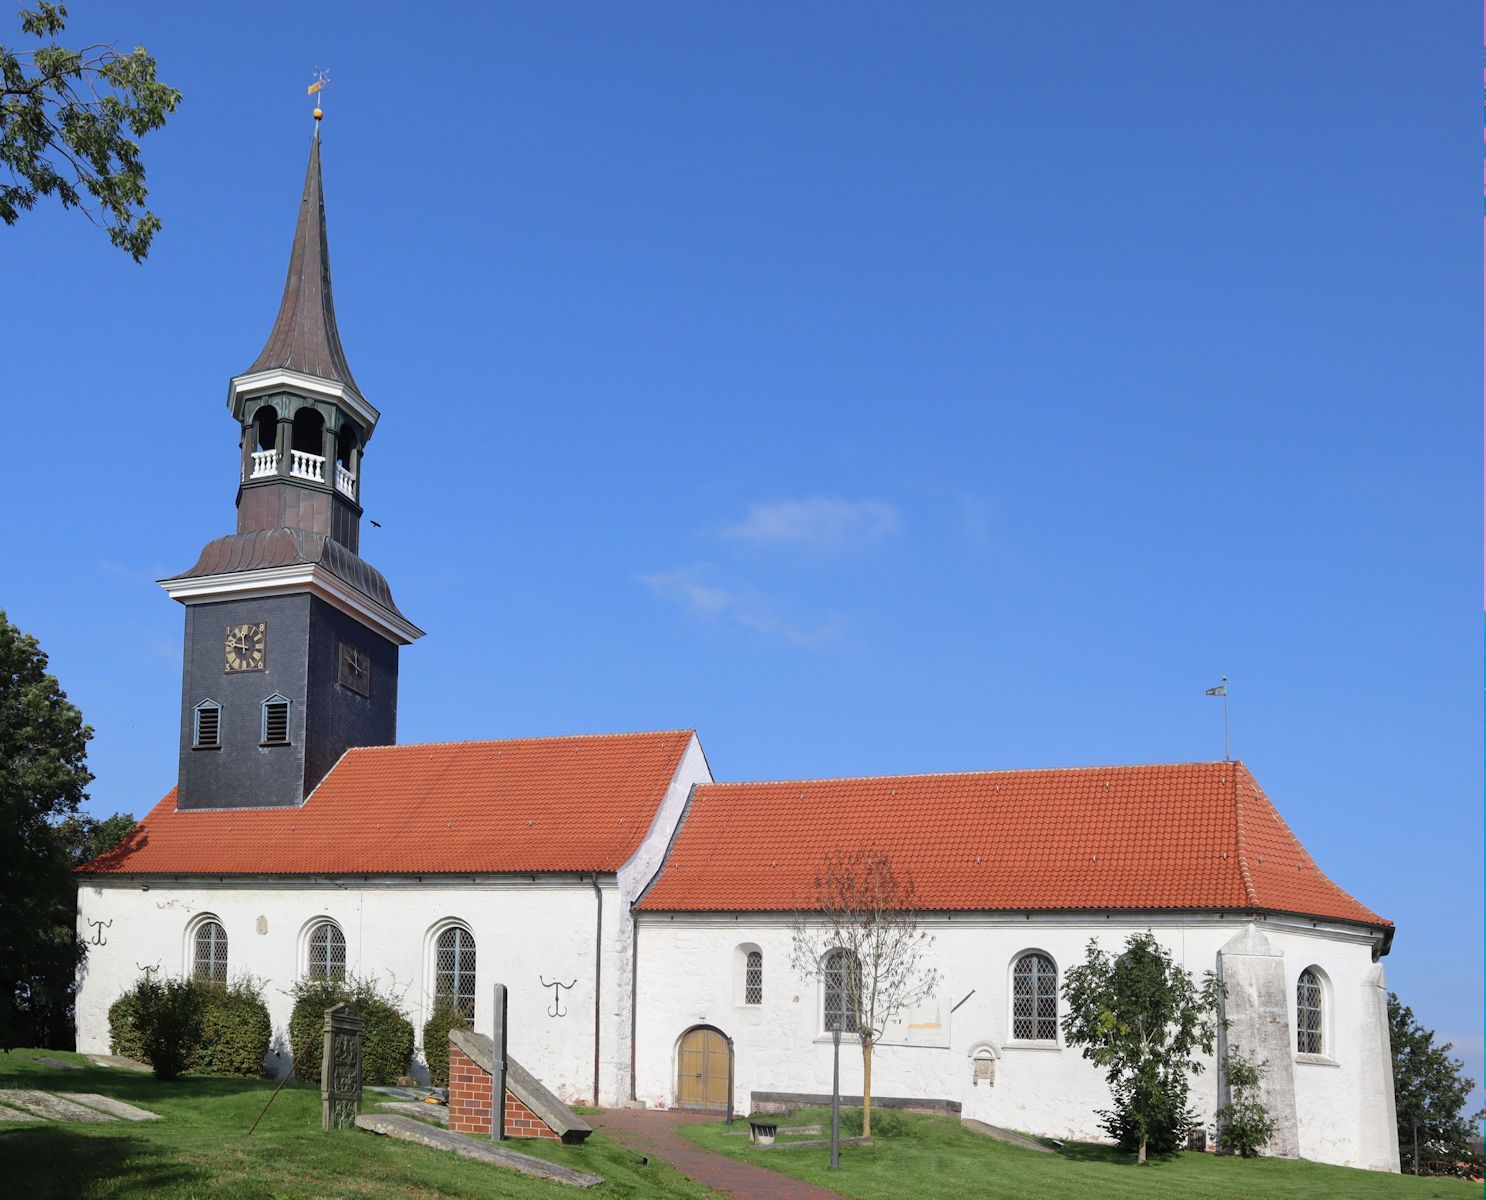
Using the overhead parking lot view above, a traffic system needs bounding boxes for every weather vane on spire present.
[307,68,330,131]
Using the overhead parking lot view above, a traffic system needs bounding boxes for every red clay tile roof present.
[636,760,1388,928]
[79,730,695,876]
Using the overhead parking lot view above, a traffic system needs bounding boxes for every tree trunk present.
[862,1036,873,1137]
[1138,1134,1147,1165]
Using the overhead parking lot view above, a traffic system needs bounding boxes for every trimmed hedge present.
[420,992,469,1089]
[108,989,147,1062]
[288,976,414,1086]
[192,981,272,1076]
[109,976,270,1078]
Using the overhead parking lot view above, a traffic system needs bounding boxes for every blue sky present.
[3,3,1478,1103]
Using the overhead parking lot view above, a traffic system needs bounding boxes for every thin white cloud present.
[637,566,847,650]
[722,497,902,551]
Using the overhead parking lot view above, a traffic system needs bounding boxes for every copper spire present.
[246,135,361,394]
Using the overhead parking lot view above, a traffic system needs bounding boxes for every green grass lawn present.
[683,1107,1481,1200]
[0,1049,716,1199]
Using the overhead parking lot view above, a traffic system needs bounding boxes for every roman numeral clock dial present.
[224,622,266,672]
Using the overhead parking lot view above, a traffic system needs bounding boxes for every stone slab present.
[67,1093,163,1121]
[378,1101,449,1125]
[961,1119,1056,1152]
[25,1055,83,1070]
[0,1090,117,1123]
[87,1055,151,1073]
[0,1103,40,1121]
[725,1123,822,1137]
[755,1136,873,1151]
[751,1090,961,1116]
[355,1113,602,1188]
[367,1085,426,1100]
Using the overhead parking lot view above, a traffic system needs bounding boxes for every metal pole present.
[830,1029,841,1170]
[491,983,508,1143]
[725,1035,735,1126]
[1222,676,1230,762]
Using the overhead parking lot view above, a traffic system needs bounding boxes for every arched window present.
[435,926,476,1023]
[193,920,228,983]
[193,699,220,748]
[252,405,278,452]
[291,406,325,455]
[261,694,291,744]
[1012,952,1058,1041]
[745,949,764,1006]
[1297,967,1324,1055]
[823,949,860,1033]
[306,921,346,981]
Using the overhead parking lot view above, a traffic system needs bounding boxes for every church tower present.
[160,127,423,810]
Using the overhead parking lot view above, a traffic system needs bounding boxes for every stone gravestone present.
[322,1002,365,1131]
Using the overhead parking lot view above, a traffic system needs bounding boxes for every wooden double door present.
[676,1026,732,1111]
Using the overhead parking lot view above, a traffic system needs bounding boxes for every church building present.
[74,129,1400,1173]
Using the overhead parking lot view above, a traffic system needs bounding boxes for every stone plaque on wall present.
[321,1002,364,1132]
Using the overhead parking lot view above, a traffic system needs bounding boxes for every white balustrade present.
[335,464,357,498]
[251,449,279,478]
[290,450,326,482]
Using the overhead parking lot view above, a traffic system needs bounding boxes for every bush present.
[108,988,147,1061]
[110,975,270,1078]
[1216,1049,1276,1158]
[1099,1075,1196,1157]
[421,992,469,1089]
[191,979,271,1077]
[288,976,414,1087]
[133,976,203,1081]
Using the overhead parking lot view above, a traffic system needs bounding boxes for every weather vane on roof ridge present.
[307,68,330,133]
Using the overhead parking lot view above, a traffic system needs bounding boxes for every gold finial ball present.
[313,107,323,120]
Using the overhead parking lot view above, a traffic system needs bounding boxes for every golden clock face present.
[225,622,267,672]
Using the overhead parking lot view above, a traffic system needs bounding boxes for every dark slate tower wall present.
[177,594,311,810]
[302,596,398,796]
[176,594,400,809]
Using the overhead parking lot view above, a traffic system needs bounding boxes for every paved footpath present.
[591,1108,845,1200]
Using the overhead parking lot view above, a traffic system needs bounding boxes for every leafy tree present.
[0,610,93,1050]
[55,810,135,866]
[1215,1048,1276,1157]
[1389,992,1480,1172]
[1,2,180,260]
[1061,931,1226,1163]
[789,849,939,1137]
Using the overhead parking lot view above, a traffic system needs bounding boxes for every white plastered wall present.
[632,910,1395,1171]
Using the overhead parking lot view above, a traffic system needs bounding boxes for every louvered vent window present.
[307,922,346,981]
[193,920,228,983]
[823,949,859,1033]
[193,701,220,748]
[1013,952,1058,1040]
[435,927,477,1024]
[1297,968,1324,1055]
[745,950,763,1005]
[261,695,290,744]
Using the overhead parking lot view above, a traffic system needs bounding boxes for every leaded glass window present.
[436,926,477,1023]
[307,922,346,981]
[823,949,859,1033]
[1297,968,1324,1055]
[1012,952,1058,1040]
[745,950,763,1005]
[193,920,228,983]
